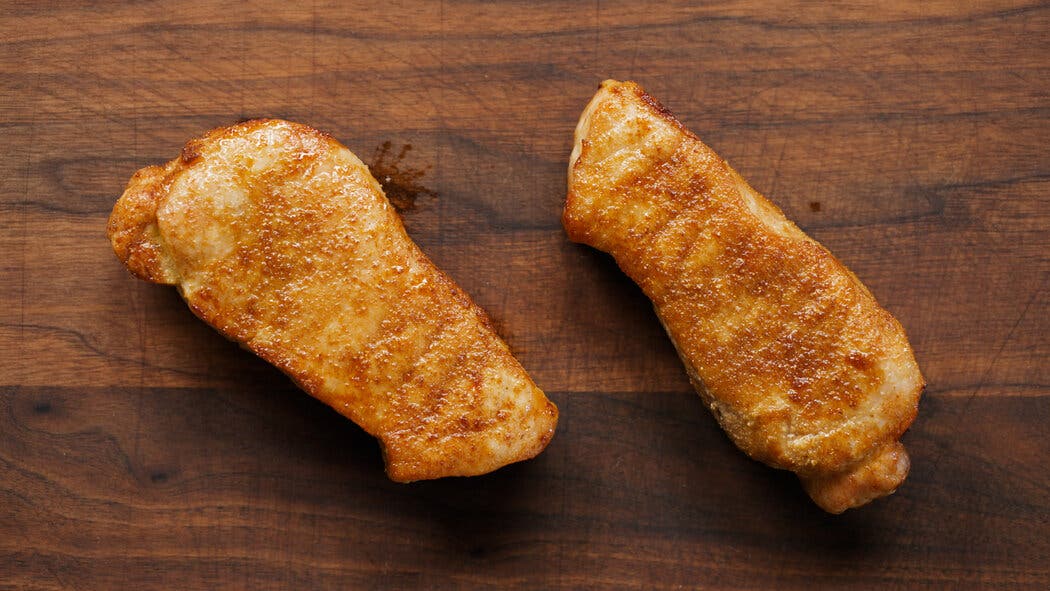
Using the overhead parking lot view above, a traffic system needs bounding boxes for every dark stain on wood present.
[369,141,437,213]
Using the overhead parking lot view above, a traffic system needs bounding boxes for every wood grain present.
[1,1,1047,589]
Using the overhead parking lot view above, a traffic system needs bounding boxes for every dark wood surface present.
[2,1,1048,589]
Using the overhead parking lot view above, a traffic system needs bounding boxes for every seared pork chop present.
[109,119,557,481]
[564,81,923,512]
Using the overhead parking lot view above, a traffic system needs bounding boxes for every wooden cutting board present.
[2,1,1047,588]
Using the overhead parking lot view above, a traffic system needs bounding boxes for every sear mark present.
[369,141,437,213]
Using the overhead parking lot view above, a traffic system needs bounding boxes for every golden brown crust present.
[106,163,180,284]
[108,119,557,481]
[566,80,924,512]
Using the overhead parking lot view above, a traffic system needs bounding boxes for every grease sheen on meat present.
[564,81,923,513]
[108,119,557,482]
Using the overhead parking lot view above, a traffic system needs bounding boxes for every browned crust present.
[566,80,924,512]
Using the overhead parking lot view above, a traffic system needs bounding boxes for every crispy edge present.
[107,162,180,284]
